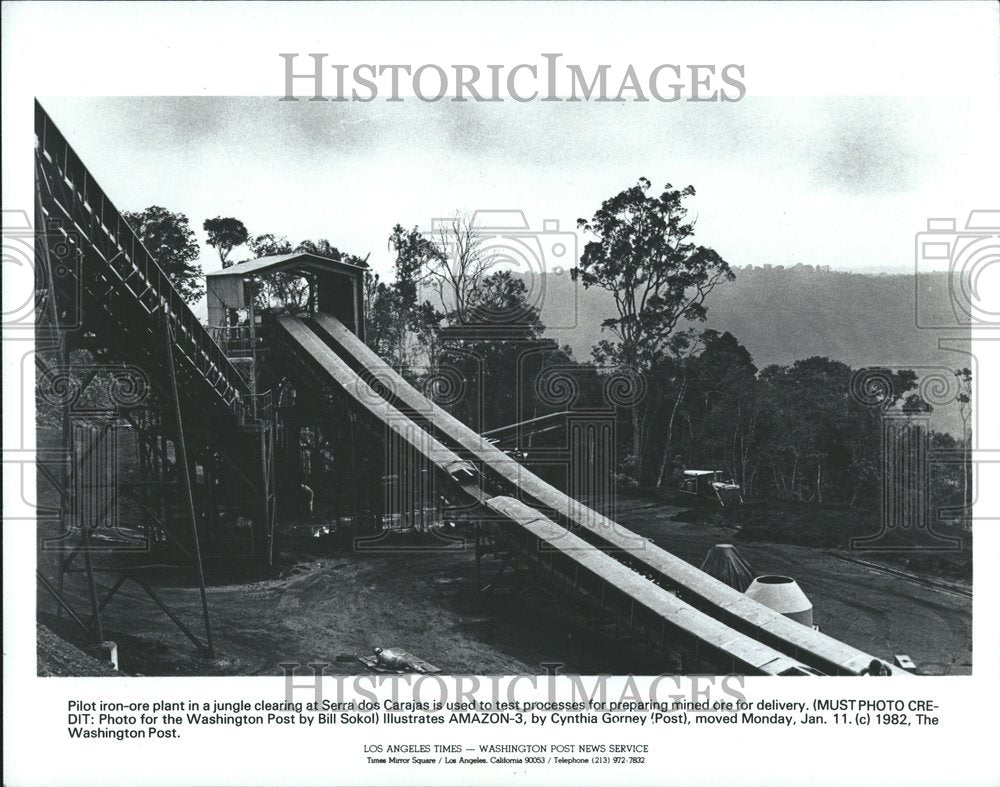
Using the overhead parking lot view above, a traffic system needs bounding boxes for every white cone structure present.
[745,575,813,627]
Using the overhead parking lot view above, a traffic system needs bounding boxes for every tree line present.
[119,178,972,518]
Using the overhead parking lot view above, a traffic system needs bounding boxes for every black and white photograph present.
[29,93,980,679]
[4,2,999,786]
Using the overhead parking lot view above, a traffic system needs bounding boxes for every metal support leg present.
[348,412,359,550]
[162,313,215,658]
[55,343,103,644]
[131,576,210,655]
[89,573,128,627]
[259,429,269,558]
[80,526,105,644]
[56,341,72,618]
[37,571,91,634]
[475,523,482,586]
[267,427,277,569]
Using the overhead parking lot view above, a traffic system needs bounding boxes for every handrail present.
[34,101,248,412]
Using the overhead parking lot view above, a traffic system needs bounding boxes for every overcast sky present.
[42,95,997,289]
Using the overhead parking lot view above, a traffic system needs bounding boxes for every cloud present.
[38,95,989,278]
[807,98,936,195]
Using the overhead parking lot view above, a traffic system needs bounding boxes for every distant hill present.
[191,264,971,433]
[193,264,966,372]
[533,267,971,435]
[534,267,969,371]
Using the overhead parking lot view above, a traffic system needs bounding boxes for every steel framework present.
[34,101,275,661]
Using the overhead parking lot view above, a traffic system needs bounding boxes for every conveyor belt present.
[35,101,248,421]
[274,313,826,674]
[485,497,820,676]
[310,312,903,676]
[275,315,476,484]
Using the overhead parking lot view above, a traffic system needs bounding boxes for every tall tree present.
[572,178,734,482]
[388,224,440,305]
[122,206,204,304]
[955,367,973,513]
[365,225,442,368]
[438,270,555,431]
[247,233,293,257]
[295,238,340,258]
[653,330,758,489]
[203,216,249,268]
[427,213,500,324]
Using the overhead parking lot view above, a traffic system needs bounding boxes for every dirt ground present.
[42,531,663,677]
[613,496,972,675]
[40,494,972,677]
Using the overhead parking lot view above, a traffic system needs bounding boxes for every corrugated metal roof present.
[206,252,367,279]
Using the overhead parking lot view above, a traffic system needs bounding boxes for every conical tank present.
[700,544,755,593]
[745,575,813,627]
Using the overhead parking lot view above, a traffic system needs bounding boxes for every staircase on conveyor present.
[34,100,249,426]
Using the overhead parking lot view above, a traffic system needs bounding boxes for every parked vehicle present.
[679,469,743,507]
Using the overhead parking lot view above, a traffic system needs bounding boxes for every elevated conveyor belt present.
[35,102,248,422]
[275,315,477,484]
[309,312,903,676]
[485,497,819,676]
[274,315,826,675]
